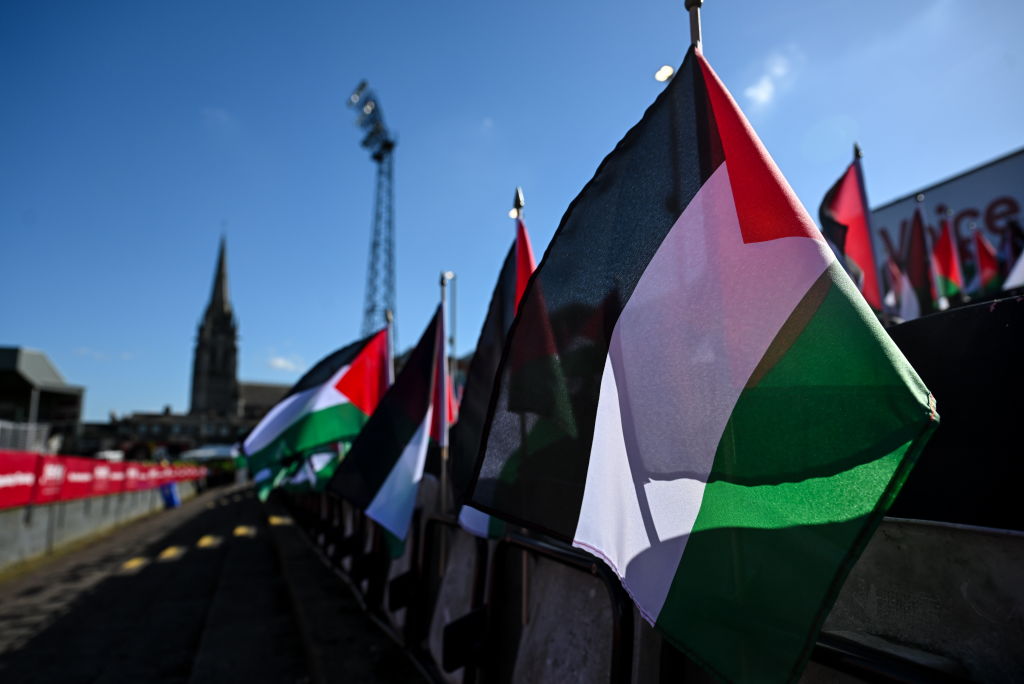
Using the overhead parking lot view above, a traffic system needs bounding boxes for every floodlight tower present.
[348,80,397,337]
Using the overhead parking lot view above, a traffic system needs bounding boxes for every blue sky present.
[2,1,1022,421]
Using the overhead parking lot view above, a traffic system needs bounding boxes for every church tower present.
[190,237,239,417]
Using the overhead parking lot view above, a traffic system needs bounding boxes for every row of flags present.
[819,147,1024,321]
[244,47,945,682]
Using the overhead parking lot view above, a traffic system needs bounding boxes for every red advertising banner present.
[90,460,123,497]
[33,455,67,504]
[106,462,126,492]
[0,451,40,510]
[124,463,145,491]
[0,453,207,508]
[148,464,164,488]
[61,457,97,501]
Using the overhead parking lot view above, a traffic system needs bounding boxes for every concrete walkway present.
[0,485,423,684]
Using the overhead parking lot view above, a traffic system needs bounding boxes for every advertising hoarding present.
[0,451,40,509]
[870,148,1024,289]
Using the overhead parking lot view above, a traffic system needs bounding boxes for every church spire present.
[208,235,231,315]
[191,236,239,417]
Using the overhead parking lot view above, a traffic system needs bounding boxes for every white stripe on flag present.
[458,505,491,538]
[365,406,433,540]
[572,163,832,624]
[243,364,350,454]
[308,451,334,473]
[1004,251,1024,290]
[898,272,921,321]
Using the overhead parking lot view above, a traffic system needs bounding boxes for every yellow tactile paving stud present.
[233,525,257,538]
[196,534,223,549]
[119,556,150,574]
[157,545,187,562]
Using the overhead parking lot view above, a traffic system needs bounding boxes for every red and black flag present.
[819,146,883,310]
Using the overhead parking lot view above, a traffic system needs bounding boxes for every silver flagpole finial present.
[685,0,703,50]
[511,186,525,219]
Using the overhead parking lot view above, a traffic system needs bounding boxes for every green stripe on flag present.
[936,274,960,298]
[247,403,367,473]
[655,264,937,682]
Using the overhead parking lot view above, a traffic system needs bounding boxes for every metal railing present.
[0,420,51,453]
[281,490,971,684]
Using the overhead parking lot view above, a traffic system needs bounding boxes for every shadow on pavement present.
[0,488,307,684]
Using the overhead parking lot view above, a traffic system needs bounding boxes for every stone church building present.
[190,237,240,418]
[76,239,289,457]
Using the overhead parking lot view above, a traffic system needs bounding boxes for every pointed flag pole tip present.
[510,186,525,219]
[853,142,863,159]
[685,0,703,50]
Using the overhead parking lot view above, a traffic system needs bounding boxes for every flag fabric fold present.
[467,47,938,682]
[328,308,443,542]
[242,328,389,475]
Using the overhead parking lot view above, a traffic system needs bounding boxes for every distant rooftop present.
[0,347,83,395]
[239,381,289,407]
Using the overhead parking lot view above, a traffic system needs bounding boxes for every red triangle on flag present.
[335,328,390,416]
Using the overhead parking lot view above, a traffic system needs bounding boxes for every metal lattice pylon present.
[348,81,397,337]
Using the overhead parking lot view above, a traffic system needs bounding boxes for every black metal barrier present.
[279,491,971,683]
[280,491,637,684]
[810,632,971,683]
[464,531,635,684]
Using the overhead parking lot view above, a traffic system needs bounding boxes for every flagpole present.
[511,186,531,627]
[685,0,703,50]
[385,308,395,385]
[439,272,452,515]
[449,273,457,397]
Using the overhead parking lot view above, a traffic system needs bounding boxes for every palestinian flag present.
[971,228,1002,294]
[882,257,920,322]
[243,329,389,474]
[283,447,342,493]
[468,47,938,682]
[819,146,882,310]
[253,457,298,501]
[452,217,537,538]
[931,217,964,298]
[328,307,443,542]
